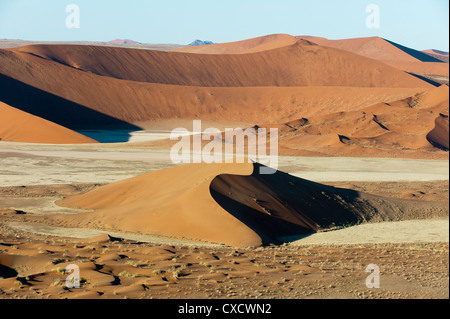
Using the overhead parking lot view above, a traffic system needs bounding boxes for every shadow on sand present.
[0,73,141,143]
[210,163,368,246]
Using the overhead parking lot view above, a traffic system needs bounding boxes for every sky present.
[0,0,448,51]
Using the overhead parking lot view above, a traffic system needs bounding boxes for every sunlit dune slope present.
[0,101,97,144]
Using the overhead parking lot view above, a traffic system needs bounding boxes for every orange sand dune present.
[260,85,449,157]
[300,36,443,62]
[415,84,449,109]
[423,49,449,56]
[58,162,260,247]
[9,40,432,88]
[56,161,443,247]
[172,34,298,54]
[300,36,449,77]
[381,61,449,77]
[0,48,427,129]
[422,49,449,63]
[427,113,449,150]
[0,101,97,144]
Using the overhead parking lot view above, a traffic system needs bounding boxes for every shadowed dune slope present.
[0,73,142,131]
[300,36,442,62]
[382,38,445,63]
[57,162,448,247]
[422,49,449,63]
[9,40,432,88]
[0,101,97,144]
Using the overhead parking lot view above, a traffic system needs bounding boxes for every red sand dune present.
[423,49,449,56]
[422,49,449,63]
[415,84,450,109]
[57,161,445,247]
[258,85,449,157]
[0,36,440,149]
[177,34,448,77]
[380,61,448,78]
[300,36,449,77]
[10,40,432,88]
[173,34,298,54]
[0,101,97,144]
[300,36,440,62]
[0,47,428,131]
[427,113,449,150]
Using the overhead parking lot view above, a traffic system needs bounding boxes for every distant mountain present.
[188,40,214,46]
[0,39,186,51]
[108,39,141,45]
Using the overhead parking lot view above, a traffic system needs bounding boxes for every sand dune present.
[0,32,448,300]
[415,84,450,109]
[259,85,449,157]
[172,34,298,54]
[427,113,450,150]
[122,85,448,159]
[300,36,449,78]
[381,61,449,78]
[300,36,443,63]
[58,162,260,247]
[422,49,449,63]
[0,35,440,148]
[179,34,448,77]
[0,101,97,144]
[56,162,448,247]
[10,40,432,88]
[0,48,426,131]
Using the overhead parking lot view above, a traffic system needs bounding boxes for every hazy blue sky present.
[0,0,448,51]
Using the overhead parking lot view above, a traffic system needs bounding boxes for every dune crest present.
[172,34,298,54]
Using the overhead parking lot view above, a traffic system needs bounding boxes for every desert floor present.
[0,142,448,299]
